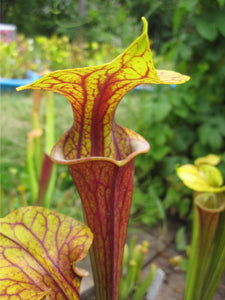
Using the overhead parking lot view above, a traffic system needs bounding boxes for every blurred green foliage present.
[119,236,156,300]
[0,34,123,78]
[2,0,139,45]
[129,0,225,226]
[117,88,194,227]
[164,0,225,162]
[0,93,82,220]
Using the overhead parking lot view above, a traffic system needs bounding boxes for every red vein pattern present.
[0,207,93,300]
[17,18,189,164]
[68,159,135,300]
[17,18,190,300]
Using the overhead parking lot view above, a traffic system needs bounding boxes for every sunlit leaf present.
[176,164,225,192]
[0,207,93,300]
[199,164,223,188]
[194,154,221,166]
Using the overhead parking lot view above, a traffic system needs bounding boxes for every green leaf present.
[179,43,193,60]
[179,197,190,217]
[173,6,187,33]
[196,18,218,41]
[208,130,223,150]
[154,97,172,121]
[163,187,179,209]
[152,145,170,161]
[171,126,195,152]
[198,123,223,150]
[199,164,224,187]
[148,186,166,220]
[178,258,189,271]
[195,154,221,166]
[217,0,225,7]
[176,226,187,252]
[216,12,225,36]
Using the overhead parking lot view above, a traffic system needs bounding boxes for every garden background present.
[1,0,225,232]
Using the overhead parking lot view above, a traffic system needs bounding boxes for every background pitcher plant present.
[17,17,190,300]
[176,154,225,300]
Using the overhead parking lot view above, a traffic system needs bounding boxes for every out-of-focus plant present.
[116,87,193,228]
[3,0,139,44]
[127,0,225,227]
[0,34,123,79]
[17,17,189,300]
[163,0,225,158]
[0,35,35,79]
[25,89,57,207]
[176,154,225,300]
[0,34,71,78]
[0,206,93,299]
[119,235,157,300]
[168,226,189,272]
[0,92,81,219]
[44,0,140,45]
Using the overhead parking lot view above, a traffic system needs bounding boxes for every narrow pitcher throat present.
[71,112,128,159]
[50,121,150,166]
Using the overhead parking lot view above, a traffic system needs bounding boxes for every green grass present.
[1,92,33,167]
[0,91,77,216]
[1,91,73,164]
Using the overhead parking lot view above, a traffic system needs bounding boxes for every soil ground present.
[79,219,225,300]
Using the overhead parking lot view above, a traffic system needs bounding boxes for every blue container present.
[0,71,41,92]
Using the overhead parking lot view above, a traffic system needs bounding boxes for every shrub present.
[0,34,123,79]
[127,0,225,226]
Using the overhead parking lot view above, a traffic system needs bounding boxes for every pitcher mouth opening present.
[195,194,225,212]
[50,137,150,167]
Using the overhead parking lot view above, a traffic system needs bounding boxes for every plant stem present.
[44,91,56,208]
[131,264,157,300]
[27,132,39,204]
[45,91,55,155]
[35,154,54,206]
[55,188,73,212]
[201,202,225,300]
[32,90,43,178]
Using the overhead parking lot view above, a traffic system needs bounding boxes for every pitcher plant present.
[176,154,225,300]
[17,17,190,300]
